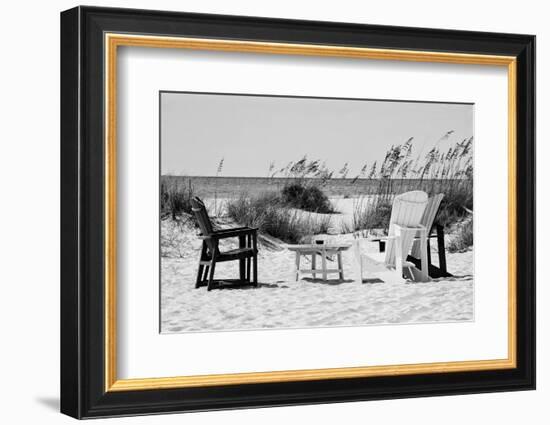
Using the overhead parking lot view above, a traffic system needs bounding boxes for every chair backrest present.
[411,193,444,258]
[385,191,428,266]
[191,197,216,251]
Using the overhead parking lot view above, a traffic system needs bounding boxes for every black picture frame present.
[61,5,535,419]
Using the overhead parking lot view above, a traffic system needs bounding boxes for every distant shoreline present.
[161,175,468,198]
[162,175,468,182]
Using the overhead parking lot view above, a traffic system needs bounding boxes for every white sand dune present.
[161,219,473,333]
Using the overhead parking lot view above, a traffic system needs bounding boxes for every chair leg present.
[253,254,258,286]
[337,252,344,280]
[196,242,208,288]
[353,240,363,283]
[321,249,327,281]
[238,235,246,283]
[239,259,245,283]
[436,224,448,275]
[394,230,405,283]
[250,232,258,287]
[419,228,429,282]
[207,260,216,291]
[202,266,209,285]
[246,234,252,283]
[195,241,207,288]
[295,252,301,281]
[195,264,204,289]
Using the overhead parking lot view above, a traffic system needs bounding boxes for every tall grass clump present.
[448,219,473,253]
[275,156,335,213]
[281,183,334,213]
[350,133,473,232]
[160,176,194,220]
[213,157,224,215]
[351,197,393,231]
[226,192,332,244]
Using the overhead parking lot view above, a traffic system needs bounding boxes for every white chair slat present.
[411,193,444,258]
[384,191,428,266]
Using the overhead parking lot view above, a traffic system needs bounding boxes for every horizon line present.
[161,175,470,180]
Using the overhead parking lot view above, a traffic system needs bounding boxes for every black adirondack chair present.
[190,197,258,291]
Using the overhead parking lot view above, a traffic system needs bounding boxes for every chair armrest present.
[393,224,427,234]
[366,225,427,243]
[409,234,438,241]
[213,226,249,233]
[367,235,396,242]
[211,227,258,239]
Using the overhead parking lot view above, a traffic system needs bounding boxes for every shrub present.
[226,192,332,244]
[160,177,194,220]
[226,192,279,229]
[351,198,393,231]
[281,182,335,213]
[448,219,473,253]
[349,135,474,232]
[436,180,473,226]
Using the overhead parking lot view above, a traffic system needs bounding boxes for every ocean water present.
[161,175,461,198]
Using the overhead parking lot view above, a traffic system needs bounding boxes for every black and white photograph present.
[160,92,474,333]
[52,2,537,421]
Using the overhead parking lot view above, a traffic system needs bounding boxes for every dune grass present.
[226,192,332,244]
[161,133,473,251]
[348,136,473,232]
[448,219,474,253]
[281,183,335,213]
[160,176,195,220]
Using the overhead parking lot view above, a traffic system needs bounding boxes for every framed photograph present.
[60,6,535,419]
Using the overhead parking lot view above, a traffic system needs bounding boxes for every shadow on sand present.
[200,275,472,290]
[359,274,473,284]
[300,278,354,286]
[204,279,358,289]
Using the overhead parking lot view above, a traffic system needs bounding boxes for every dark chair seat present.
[203,247,256,262]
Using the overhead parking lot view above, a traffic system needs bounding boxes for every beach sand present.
[160,206,474,333]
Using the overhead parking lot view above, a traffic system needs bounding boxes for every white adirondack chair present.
[353,190,430,283]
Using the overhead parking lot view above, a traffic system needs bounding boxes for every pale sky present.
[160,91,473,177]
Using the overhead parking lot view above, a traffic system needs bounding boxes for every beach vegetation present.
[281,183,335,213]
[226,192,332,244]
[276,156,336,213]
[160,176,195,220]
[350,134,473,234]
[448,219,474,253]
[161,133,474,251]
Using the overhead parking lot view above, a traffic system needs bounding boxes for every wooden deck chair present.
[353,191,430,283]
[191,197,258,291]
[408,193,452,278]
